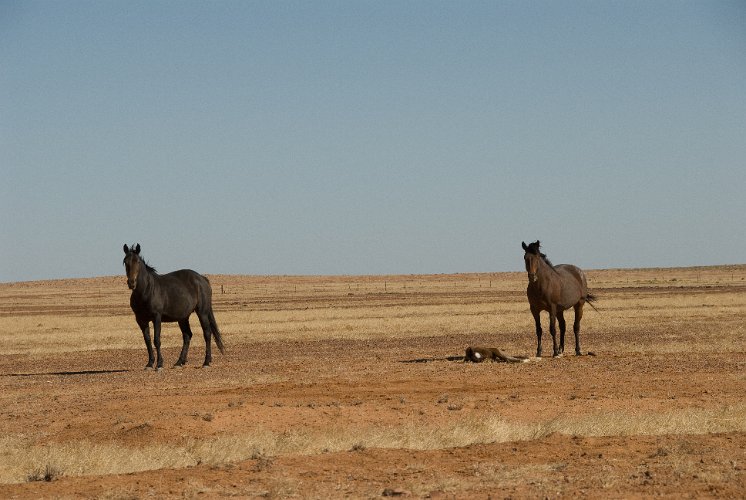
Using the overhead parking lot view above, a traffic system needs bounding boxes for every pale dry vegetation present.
[2,404,745,484]
[1,266,745,496]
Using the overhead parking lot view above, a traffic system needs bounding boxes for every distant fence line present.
[211,269,745,297]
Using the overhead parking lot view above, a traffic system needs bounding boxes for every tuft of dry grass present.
[26,464,62,482]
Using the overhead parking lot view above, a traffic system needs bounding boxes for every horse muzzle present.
[127,281,137,290]
[528,273,538,283]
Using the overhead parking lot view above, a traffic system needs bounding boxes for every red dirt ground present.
[1,270,745,498]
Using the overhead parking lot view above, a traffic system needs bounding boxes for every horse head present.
[522,240,542,283]
[123,243,142,290]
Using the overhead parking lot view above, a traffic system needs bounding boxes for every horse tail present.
[201,274,225,354]
[209,310,225,354]
[585,292,600,313]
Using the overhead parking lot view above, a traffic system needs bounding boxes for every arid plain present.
[1,265,745,498]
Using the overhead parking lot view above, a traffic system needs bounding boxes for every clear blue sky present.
[2,1,745,282]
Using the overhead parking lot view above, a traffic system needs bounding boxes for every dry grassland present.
[0,265,745,498]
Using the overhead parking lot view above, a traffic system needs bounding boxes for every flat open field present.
[1,266,745,498]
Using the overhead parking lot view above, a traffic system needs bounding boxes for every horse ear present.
[123,244,129,254]
[134,243,141,254]
[522,241,528,251]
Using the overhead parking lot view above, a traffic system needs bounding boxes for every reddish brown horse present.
[522,241,596,357]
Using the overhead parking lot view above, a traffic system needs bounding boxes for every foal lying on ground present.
[464,346,530,363]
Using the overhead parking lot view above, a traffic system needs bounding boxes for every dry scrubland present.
[0,266,745,498]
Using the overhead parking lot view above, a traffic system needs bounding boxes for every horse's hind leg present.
[174,318,193,367]
[197,311,213,367]
[573,302,584,355]
[557,310,566,354]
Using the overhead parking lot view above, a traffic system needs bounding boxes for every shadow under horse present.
[123,244,225,369]
[522,240,597,357]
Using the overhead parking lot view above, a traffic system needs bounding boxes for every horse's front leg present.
[531,306,543,357]
[557,310,566,354]
[138,319,155,369]
[153,314,164,370]
[549,305,560,357]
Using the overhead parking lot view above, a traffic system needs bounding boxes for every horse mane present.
[541,253,553,268]
[142,260,158,275]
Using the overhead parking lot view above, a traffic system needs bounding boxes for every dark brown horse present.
[522,241,596,357]
[123,244,224,369]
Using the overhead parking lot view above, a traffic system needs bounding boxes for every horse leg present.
[197,311,213,367]
[549,305,560,357]
[174,318,193,367]
[557,310,566,354]
[531,306,543,357]
[138,319,155,369]
[573,302,584,355]
[153,314,164,370]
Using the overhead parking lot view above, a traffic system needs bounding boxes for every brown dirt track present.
[1,266,745,498]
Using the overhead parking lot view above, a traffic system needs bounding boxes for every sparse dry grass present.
[1,274,531,355]
[2,404,744,484]
[4,268,744,355]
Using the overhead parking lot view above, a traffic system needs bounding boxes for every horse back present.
[164,269,210,290]
[161,269,213,307]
